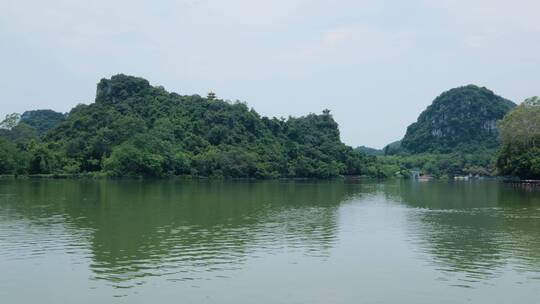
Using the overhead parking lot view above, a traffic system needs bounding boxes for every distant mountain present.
[382,140,403,155]
[0,110,65,149]
[401,85,515,154]
[356,146,383,156]
[20,110,65,135]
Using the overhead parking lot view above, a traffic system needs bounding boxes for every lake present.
[0,179,539,303]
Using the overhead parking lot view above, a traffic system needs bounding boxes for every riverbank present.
[0,174,378,181]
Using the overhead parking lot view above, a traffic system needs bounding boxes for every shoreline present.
[0,174,377,181]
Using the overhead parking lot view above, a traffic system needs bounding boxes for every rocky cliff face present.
[95,74,154,104]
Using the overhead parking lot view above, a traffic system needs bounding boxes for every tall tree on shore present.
[497,97,540,179]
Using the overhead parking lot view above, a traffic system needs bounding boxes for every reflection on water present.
[386,180,540,286]
[1,179,539,302]
[0,180,359,288]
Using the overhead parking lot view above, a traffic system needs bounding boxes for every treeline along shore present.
[1,75,538,180]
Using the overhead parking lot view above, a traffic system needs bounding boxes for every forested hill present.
[0,110,65,146]
[401,85,515,154]
[0,74,381,178]
[20,110,66,135]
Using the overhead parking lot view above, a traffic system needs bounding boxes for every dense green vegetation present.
[0,110,65,147]
[0,74,383,178]
[402,85,515,154]
[496,97,540,179]
[0,77,532,180]
[378,151,497,179]
[380,85,516,178]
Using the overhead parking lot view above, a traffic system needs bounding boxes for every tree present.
[497,98,540,179]
[0,113,21,130]
[0,139,18,174]
[27,142,59,174]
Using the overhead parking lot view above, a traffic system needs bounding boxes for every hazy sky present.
[1,0,539,148]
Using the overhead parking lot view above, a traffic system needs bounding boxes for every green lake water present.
[0,179,539,303]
